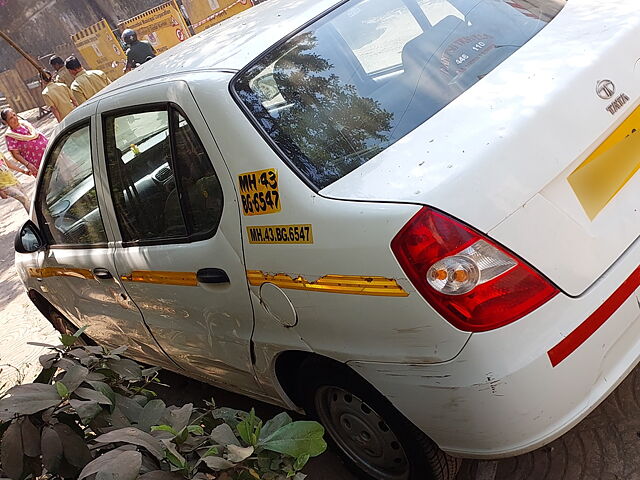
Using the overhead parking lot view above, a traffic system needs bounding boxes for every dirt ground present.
[0,109,58,391]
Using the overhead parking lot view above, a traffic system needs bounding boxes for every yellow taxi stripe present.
[568,104,640,219]
[28,267,94,280]
[120,271,198,287]
[246,270,409,297]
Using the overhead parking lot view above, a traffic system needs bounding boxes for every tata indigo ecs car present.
[15,0,640,478]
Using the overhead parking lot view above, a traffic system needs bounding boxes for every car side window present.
[173,112,223,236]
[38,124,107,246]
[103,106,223,244]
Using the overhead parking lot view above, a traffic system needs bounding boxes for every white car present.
[14,0,640,478]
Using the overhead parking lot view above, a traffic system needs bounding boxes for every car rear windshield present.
[234,0,566,190]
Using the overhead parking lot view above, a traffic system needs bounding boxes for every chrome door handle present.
[93,268,113,280]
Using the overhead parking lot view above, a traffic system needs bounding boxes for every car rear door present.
[31,114,171,366]
[95,81,261,396]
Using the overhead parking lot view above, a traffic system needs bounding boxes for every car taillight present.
[391,207,559,332]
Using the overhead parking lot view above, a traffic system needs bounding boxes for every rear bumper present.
[349,241,640,458]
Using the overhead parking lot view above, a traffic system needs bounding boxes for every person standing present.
[0,152,30,211]
[41,71,77,122]
[122,29,156,73]
[1,108,48,176]
[65,56,111,106]
[49,55,74,88]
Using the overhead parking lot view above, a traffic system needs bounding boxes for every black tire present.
[298,358,461,480]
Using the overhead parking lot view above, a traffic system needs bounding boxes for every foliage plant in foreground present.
[0,329,326,479]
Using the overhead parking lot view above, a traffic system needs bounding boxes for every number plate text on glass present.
[238,168,281,216]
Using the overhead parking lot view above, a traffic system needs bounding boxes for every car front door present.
[95,82,260,396]
[32,116,173,367]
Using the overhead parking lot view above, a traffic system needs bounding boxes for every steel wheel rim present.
[315,385,410,480]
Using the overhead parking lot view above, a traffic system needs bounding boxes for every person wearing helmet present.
[122,29,156,72]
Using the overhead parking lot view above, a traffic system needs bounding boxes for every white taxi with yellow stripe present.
[14,0,640,479]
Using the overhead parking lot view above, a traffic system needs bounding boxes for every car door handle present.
[93,268,113,280]
[196,268,229,284]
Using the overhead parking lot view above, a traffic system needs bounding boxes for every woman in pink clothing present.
[1,108,49,176]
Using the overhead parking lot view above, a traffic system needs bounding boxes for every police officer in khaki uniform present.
[40,70,77,122]
[65,56,111,106]
[49,56,75,88]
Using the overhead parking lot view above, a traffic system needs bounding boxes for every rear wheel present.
[298,360,460,480]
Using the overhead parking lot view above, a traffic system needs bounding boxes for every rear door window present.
[234,0,566,190]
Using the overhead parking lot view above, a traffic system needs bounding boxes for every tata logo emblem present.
[596,79,615,100]
[597,79,630,115]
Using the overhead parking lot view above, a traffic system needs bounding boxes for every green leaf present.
[78,446,137,479]
[61,334,78,347]
[115,393,144,423]
[294,453,310,471]
[73,326,89,338]
[41,426,63,473]
[95,451,142,480]
[259,421,327,459]
[75,386,112,405]
[210,423,240,447]
[59,364,89,392]
[1,421,23,479]
[212,407,248,429]
[56,381,70,399]
[0,384,61,416]
[27,341,60,349]
[70,399,103,423]
[106,358,143,381]
[175,427,189,444]
[87,381,116,405]
[95,427,165,460]
[227,444,254,462]
[202,446,219,457]
[162,439,186,469]
[151,424,178,435]
[39,352,58,368]
[166,403,193,432]
[187,425,204,435]
[138,399,166,433]
[202,455,235,471]
[108,346,128,356]
[141,366,161,378]
[54,423,92,469]
[237,408,262,446]
[260,412,293,441]
[20,417,41,457]
[68,348,90,359]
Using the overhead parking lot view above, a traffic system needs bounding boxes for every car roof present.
[100,0,341,95]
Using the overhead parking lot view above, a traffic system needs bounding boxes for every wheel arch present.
[27,289,56,320]
[274,350,351,409]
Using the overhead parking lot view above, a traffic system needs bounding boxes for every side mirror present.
[15,220,46,254]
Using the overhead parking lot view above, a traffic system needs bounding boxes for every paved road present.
[3,111,640,480]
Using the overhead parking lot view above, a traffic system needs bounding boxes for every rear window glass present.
[234,0,566,189]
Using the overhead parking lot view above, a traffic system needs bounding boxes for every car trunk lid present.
[321,0,640,296]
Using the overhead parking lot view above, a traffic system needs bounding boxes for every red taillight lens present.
[391,207,559,332]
